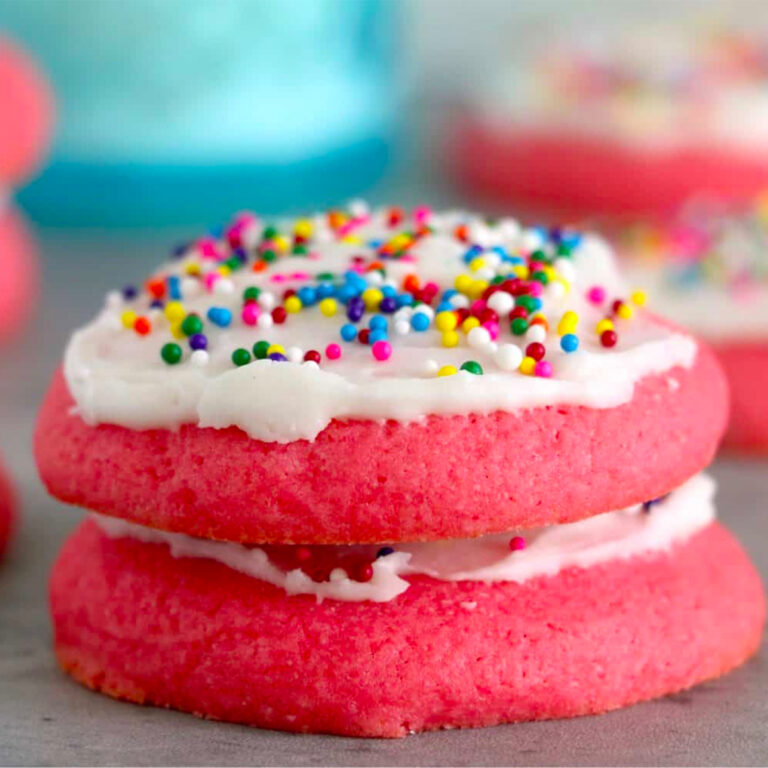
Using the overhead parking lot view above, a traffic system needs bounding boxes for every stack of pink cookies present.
[0,37,52,343]
[36,205,764,737]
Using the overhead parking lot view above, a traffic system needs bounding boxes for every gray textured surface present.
[1,229,767,766]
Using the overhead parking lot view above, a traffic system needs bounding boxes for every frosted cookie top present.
[477,25,768,150]
[620,193,768,340]
[64,203,696,442]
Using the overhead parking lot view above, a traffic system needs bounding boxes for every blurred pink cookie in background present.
[0,456,16,560]
[0,36,53,342]
[618,193,768,453]
[446,26,768,220]
[0,37,53,186]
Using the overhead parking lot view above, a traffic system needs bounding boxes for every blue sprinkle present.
[369,329,388,344]
[411,312,430,332]
[560,334,579,353]
[297,286,317,306]
[369,315,388,331]
[381,285,397,298]
[167,275,182,300]
[396,293,414,307]
[207,307,232,328]
[340,323,357,342]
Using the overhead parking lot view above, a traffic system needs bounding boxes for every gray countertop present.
[1,228,767,767]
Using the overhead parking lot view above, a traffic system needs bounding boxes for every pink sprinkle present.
[372,340,392,361]
[528,281,543,298]
[535,360,553,378]
[482,320,500,340]
[588,285,606,305]
[270,274,287,283]
[242,304,260,325]
[197,237,220,259]
[290,271,310,281]
[308,251,321,260]
[413,205,432,226]
[401,254,417,263]
[259,240,277,253]
[470,299,487,316]
[203,272,220,291]
[325,343,342,361]
[509,536,526,552]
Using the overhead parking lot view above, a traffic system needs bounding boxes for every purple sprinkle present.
[379,296,397,314]
[122,285,138,300]
[268,353,287,362]
[189,333,208,351]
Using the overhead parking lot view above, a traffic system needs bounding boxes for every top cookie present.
[36,204,727,543]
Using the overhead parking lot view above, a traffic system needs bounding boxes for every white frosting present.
[63,208,697,443]
[95,473,716,603]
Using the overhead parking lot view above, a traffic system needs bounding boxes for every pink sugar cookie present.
[448,120,768,220]
[0,38,53,186]
[51,518,765,738]
[0,206,37,343]
[713,341,768,454]
[35,338,727,545]
[0,456,16,560]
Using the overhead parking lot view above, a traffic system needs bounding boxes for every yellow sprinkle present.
[164,302,186,322]
[596,318,614,335]
[319,298,338,317]
[294,219,313,238]
[435,311,458,332]
[274,235,290,252]
[361,288,383,310]
[461,316,481,334]
[468,279,489,299]
[512,265,530,279]
[441,330,459,348]
[454,274,473,295]
[469,257,486,272]
[630,290,647,307]
[120,311,137,329]
[437,365,458,377]
[169,322,185,340]
[616,303,634,320]
[284,296,303,313]
[390,234,410,251]
[217,264,231,276]
[519,356,536,376]
[557,310,579,336]
[543,265,556,281]
[342,235,363,245]
[185,263,201,276]
[267,344,286,356]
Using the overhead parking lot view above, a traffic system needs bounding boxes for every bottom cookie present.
[50,514,764,738]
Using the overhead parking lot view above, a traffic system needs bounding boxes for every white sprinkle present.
[394,320,411,335]
[487,291,514,315]
[467,326,492,350]
[213,278,235,295]
[423,359,440,376]
[257,313,274,330]
[105,290,122,309]
[449,293,470,309]
[190,350,209,367]
[495,343,523,371]
[258,291,276,311]
[526,324,547,344]
[329,568,347,582]
[286,346,304,363]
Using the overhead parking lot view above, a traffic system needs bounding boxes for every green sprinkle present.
[160,343,183,365]
[232,348,252,367]
[253,340,270,359]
